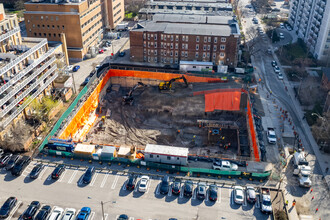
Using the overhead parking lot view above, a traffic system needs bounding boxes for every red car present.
[98,49,104,54]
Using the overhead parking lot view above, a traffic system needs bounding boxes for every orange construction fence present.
[247,99,260,162]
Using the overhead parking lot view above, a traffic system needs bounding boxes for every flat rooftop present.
[139,8,234,16]
[26,0,85,5]
[145,1,232,8]
[134,14,239,36]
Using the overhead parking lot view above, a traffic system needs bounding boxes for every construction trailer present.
[179,61,213,72]
[144,144,189,166]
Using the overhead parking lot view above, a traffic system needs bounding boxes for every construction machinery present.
[158,75,188,91]
[122,82,148,105]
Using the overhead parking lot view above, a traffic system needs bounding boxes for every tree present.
[243,27,261,65]
[14,0,25,11]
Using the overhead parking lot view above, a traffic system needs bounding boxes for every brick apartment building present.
[130,14,240,67]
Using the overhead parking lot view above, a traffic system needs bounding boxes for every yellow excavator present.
[158,75,188,91]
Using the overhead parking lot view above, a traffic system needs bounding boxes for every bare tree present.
[243,27,261,64]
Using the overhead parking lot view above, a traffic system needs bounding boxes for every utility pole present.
[101,201,105,220]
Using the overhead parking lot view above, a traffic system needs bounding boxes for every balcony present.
[0,65,57,118]
[0,38,47,77]
[0,27,20,43]
[0,71,58,128]
[0,56,56,107]
[0,48,55,96]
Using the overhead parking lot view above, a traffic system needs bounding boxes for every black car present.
[160,176,170,195]
[11,156,31,176]
[126,175,137,190]
[209,184,218,201]
[183,180,193,197]
[30,164,45,179]
[0,197,17,218]
[117,214,128,220]
[21,201,40,220]
[51,164,65,179]
[171,179,181,195]
[83,166,95,184]
[34,205,51,220]
[271,60,277,67]
[0,153,12,168]
[5,155,20,170]
[118,51,126,57]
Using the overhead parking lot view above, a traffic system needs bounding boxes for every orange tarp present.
[204,91,241,112]
[247,100,260,162]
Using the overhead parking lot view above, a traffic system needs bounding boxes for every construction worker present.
[292,199,296,207]
[285,200,288,206]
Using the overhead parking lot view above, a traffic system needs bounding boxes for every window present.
[54,33,56,37]
[213,45,217,51]
[161,42,163,48]
[175,43,178,49]
[154,35,157,40]
[170,51,173,56]
[182,44,185,49]
[167,156,171,160]
[52,25,54,29]
[207,53,210,58]
[150,154,154,158]
[220,52,225,57]
[185,44,188,50]
[157,155,159,158]
[161,34,163,40]
[181,51,185,56]
[147,34,150,40]
[204,37,207,43]
[148,57,151,62]
[148,42,150,48]
[221,37,226,42]
[144,41,146,47]
[175,58,178,64]
[154,50,157,55]
[176,35,179,41]
[154,42,157,48]
[195,52,199,58]
[143,33,146,40]
[207,45,210,51]
[164,35,167,41]
[196,44,199,50]
[214,37,218,43]
[148,50,150,55]
[182,36,185,41]
[170,43,173,49]
[41,16,43,20]
[161,50,163,55]
[144,49,146,54]
[171,35,173,41]
[34,33,37,36]
[186,36,189,42]
[154,57,157,62]
[37,24,40,28]
[33,24,35,28]
[47,25,49,29]
[203,45,206,51]
[196,36,199,42]
[185,51,188,57]
[43,33,46,37]
[56,16,59,21]
[62,25,65,30]
[177,157,180,160]
[175,51,178,57]
[213,53,216,59]
[220,45,226,50]
[208,37,211,42]
[42,25,45,28]
[203,52,206,58]
[45,16,48,20]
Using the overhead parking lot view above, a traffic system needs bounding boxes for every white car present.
[234,186,245,204]
[61,208,76,220]
[139,175,150,192]
[274,66,280,73]
[280,23,284,29]
[48,207,64,220]
[212,160,238,171]
[279,33,284,39]
[278,73,284,80]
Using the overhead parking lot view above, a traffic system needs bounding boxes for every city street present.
[239,0,330,219]
[0,159,272,220]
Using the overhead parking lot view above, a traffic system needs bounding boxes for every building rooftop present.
[139,8,234,16]
[145,1,232,8]
[26,0,85,5]
[134,14,239,36]
[145,144,189,157]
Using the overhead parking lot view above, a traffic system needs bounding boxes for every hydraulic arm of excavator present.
[158,75,188,90]
[122,82,147,105]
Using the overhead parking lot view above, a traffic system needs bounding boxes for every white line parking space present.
[111,175,119,189]
[90,173,98,186]
[100,172,110,188]
[179,186,184,198]
[58,170,68,182]
[68,169,78,184]
[218,187,221,203]
[230,189,233,205]
[146,179,151,194]
[89,211,95,220]
[155,183,160,195]
[7,200,22,220]
[38,166,48,180]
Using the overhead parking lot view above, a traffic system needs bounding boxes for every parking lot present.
[0,160,273,220]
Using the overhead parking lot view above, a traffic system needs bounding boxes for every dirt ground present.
[87,82,251,159]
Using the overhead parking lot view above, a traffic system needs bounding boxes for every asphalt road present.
[0,160,272,220]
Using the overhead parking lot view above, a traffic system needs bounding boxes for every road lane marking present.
[179,186,183,198]
[58,170,67,182]
[38,166,48,180]
[68,169,78,184]
[129,217,134,220]
[146,179,151,194]
[8,200,22,220]
[90,172,98,186]
[122,180,127,191]
[111,175,119,189]
[100,172,109,188]
[205,191,209,202]
[155,184,160,195]
[47,174,52,181]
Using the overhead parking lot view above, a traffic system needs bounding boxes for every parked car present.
[61,208,76,220]
[82,166,95,184]
[0,197,17,218]
[160,175,170,195]
[138,176,150,192]
[81,76,91,86]
[274,66,280,73]
[51,164,65,180]
[197,182,206,200]
[118,51,126,57]
[11,156,31,176]
[117,214,129,220]
[272,8,280,12]
[48,206,63,220]
[72,65,80,72]
[212,160,238,171]
[34,205,51,220]
[246,186,257,203]
[271,60,277,67]
[183,180,193,197]
[5,155,20,170]
[30,164,45,179]
[209,184,218,201]
[0,153,12,167]
[98,49,104,54]
[280,23,284,29]
[279,33,284,39]
[126,174,137,190]
[171,179,181,195]
[286,25,292,31]
[278,73,284,80]
[76,207,91,220]
[21,201,40,220]
[234,186,245,204]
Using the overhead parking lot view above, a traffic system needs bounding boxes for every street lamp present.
[311,113,327,124]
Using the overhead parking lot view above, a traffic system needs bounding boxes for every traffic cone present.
[310,188,313,193]
[316,208,318,212]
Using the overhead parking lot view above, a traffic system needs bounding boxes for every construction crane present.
[158,75,188,91]
[122,82,148,105]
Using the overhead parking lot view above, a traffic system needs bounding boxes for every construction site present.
[56,70,260,162]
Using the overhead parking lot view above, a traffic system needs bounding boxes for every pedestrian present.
[292,199,296,207]
[285,200,288,206]
[302,115,306,120]
[326,167,329,173]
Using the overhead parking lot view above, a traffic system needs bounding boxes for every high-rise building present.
[0,4,60,138]
[130,14,240,67]
[101,0,125,29]
[289,0,330,61]
[24,0,104,60]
